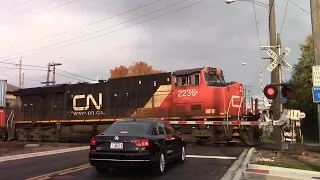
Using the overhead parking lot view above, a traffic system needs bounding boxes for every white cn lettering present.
[73,93,102,111]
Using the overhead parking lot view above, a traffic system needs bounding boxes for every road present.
[0,145,246,180]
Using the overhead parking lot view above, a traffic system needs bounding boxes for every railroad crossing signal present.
[266,47,292,72]
[281,84,293,98]
[263,84,278,99]
[263,84,293,100]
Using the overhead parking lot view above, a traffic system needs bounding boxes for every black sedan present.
[88,119,187,176]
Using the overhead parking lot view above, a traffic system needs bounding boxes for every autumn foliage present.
[110,61,165,78]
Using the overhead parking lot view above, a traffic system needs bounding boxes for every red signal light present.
[267,88,275,95]
[264,84,278,99]
[281,84,293,98]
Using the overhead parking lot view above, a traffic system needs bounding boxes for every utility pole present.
[41,62,62,86]
[310,0,320,142]
[22,73,24,88]
[41,63,51,86]
[18,58,22,88]
[51,62,62,85]
[268,0,282,146]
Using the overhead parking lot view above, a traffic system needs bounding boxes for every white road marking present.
[186,155,237,160]
[0,146,90,163]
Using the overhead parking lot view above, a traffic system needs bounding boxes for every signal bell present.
[263,84,278,99]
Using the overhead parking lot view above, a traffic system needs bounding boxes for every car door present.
[164,123,181,157]
[157,122,175,158]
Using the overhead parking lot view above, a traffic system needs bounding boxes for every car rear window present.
[103,122,153,135]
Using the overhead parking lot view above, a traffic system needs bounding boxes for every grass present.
[261,134,273,143]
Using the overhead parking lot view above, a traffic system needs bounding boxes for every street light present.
[241,62,261,70]
[225,0,269,9]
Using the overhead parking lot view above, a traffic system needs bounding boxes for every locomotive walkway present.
[0,145,245,180]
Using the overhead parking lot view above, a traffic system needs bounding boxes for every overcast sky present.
[0,0,312,98]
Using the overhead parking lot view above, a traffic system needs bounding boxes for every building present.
[6,84,21,108]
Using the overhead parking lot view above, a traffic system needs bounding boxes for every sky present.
[0,0,312,98]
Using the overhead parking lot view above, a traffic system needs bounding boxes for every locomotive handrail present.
[5,109,14,129]
[10,113,15,130]
[237,96,245,121]
[226,97,232,122]
[226,95,244,121]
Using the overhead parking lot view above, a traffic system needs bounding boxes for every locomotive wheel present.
[240,127,263,146]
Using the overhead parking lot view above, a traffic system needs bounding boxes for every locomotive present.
[7,67,263,145]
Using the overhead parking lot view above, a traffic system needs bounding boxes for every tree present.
[285,34,318,141]
[109,61,165,78]
[110,65,129,79]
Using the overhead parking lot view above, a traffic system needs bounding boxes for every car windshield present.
[103,122,152,135]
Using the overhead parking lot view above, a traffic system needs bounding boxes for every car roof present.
[114,119,163,125]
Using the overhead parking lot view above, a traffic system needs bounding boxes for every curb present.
[233,147,255,180]
[220,147,255,180]
[243,164,320,180]
[0,146,90,163]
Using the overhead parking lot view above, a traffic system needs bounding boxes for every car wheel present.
[152,151,166,176]
[178,146,186,163]
[95,167,109,174]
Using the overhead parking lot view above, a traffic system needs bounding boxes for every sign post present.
[264,45,292,151]
[312,65,320,143]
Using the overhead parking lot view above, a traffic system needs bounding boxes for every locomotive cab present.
[171,67,244,118]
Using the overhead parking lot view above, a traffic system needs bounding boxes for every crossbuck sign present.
[266,47,292,72]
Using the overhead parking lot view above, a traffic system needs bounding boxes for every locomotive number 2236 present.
[177,89,198,97]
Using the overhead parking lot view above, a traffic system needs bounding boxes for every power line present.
[56,72,89,81]
[0,66,47,71]
[0,61,94,82]
[0,0,202,61]
[0,0,187,59]
[0,61,47,68]
[3,0,81,26]
[1,0,33,12]
[0,0,164,52]
[0,73,41,82]
[251,2,264,76]
[56,69,95,81]
[280,0,289,35]
[0,0,208,85]
[0,0,57,22]
[289,0,310,15]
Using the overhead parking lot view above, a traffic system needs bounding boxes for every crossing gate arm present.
[169,121,271,125]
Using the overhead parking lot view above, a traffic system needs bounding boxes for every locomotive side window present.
[181,76,188,86]
[194,74,200,85]
[188,74,200,86]
[175,74,200,86]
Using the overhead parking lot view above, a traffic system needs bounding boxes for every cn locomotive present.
[9,67,263,145]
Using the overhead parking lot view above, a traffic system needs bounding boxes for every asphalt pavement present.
[0,145,246,180]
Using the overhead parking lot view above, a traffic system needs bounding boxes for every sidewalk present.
[243,164,320,180]
[232,144,320,180]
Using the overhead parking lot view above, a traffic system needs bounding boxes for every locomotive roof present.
[173,67,204,76]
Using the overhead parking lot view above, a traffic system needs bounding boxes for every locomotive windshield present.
[205,73,225,85]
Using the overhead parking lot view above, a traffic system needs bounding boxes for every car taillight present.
[131,139,149,147]
[167,135,175,140]
[90,137,97,146]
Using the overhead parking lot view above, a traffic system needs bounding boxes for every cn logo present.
[72,93,102,111]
